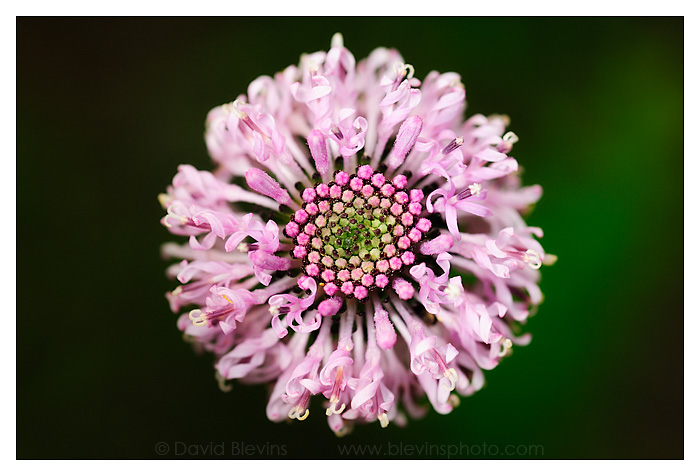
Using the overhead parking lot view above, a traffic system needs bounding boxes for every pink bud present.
[393,278,415,300]
[353,286,369,300]
[373,307,397,350]
[420,233,454,255]
[416,217,432,232]
[334,171,350,186]
[371,173,386,188]
[245,168,291,205]
[341,281,355,295]
[302,188,317,202]
[392,174,408,189]
[357,165,373,179]
[324,283,339,296]
[305,264,320,276]
[285,222,299,238]
[410,189,424,202]
[318,297,343,316]
[375,274,389,288]
[316,183,330,197]
[307,129,329,175]
[350,177,363,191]
[388,115,422,168]
[250,250,291,271]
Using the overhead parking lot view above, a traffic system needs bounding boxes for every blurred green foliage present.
[17,17,682,459]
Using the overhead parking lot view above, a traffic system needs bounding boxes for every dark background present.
[17,17,683,459]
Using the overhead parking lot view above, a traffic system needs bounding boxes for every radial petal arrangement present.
[159,34,553,435]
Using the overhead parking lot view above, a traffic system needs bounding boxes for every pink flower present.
[160,34,554,435]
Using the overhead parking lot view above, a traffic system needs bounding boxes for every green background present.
[17,17,683,459]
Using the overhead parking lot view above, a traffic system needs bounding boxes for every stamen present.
[445,282,462,300]
[288,388,312,421]
[392,62,415,79]
[326,400,346,416]
[229,99,246,119]
[229,99,268,139]
[188,309,208,327]
[468,183,482,197]
[503,131,519,144]
[497,337,513,357]
[307,59,319,75]
[288,405,310,421]
[165,205,189,226]
[331,32,344,48]
[334,424,352,437]
[325,366,346,416]
[427,347,458,391]
[441,136,464,156]
[524,249,542,269]
[331,366,344,398]
[216,371,233,392]
[455,182,482,201]
[543,254,558,266]
[331,124,344,141]
[378,413,389,428]
[391,62,415,90]
[450,77,465,89]
[442,368,458,391]
[157,193,172,209]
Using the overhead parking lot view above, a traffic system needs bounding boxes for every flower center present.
[284,165,431,301]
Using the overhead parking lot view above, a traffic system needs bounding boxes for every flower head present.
[160,34,554,435]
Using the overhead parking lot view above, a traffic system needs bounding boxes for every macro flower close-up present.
[17,16,684,462]
[159,33,553,435]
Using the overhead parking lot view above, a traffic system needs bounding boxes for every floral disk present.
[159,34,554,436]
